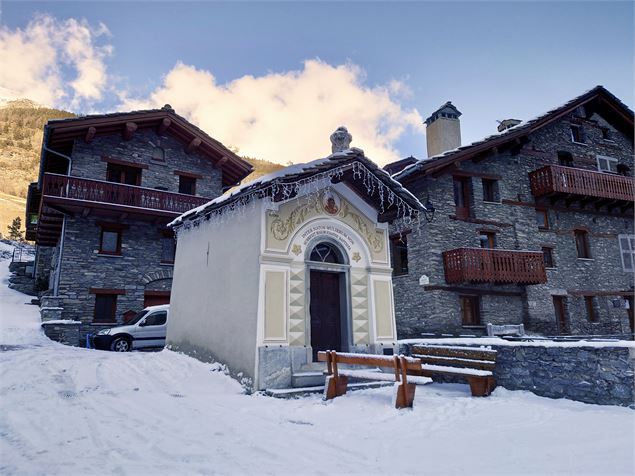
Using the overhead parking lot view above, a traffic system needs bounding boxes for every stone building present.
[25,106,252,344]
[166,129,422,390]
[389,86,634,338]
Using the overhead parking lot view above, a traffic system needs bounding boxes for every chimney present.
[497,118,522,133]
[425,102,462,158]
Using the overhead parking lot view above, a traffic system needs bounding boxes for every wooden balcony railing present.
[529,165,634,202]
[443,248,547,285]
[41,173,210,215]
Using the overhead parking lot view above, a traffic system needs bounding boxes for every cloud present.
[121,60,424,166]
[0,14,112,108]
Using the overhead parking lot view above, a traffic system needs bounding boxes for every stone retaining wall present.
[400,341,635,407]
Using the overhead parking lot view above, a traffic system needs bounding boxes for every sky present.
[0,1,633,166]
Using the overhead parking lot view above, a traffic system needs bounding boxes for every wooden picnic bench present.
[317,351,431,409]
[408,344,497,397]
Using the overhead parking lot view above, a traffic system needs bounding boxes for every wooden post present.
[158,118,172,134]
[323,351,348,400]
[123,122,137,141]
[85,127,96,143]
[394,356,416,409]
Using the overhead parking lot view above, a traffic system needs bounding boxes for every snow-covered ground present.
[0,242,633,475]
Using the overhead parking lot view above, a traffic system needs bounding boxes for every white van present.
[92,304,169,352]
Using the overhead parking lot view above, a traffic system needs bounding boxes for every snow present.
[1,242,634,475]
[401,337,635,349]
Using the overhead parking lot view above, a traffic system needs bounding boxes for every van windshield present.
[126,310,149,326]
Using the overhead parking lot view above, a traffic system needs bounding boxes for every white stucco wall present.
[167,203,262,384]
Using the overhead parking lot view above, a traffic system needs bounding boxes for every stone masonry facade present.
[392,108,634,338]
[36,125,224,345]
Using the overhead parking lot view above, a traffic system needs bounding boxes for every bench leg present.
[394,383,416,409]
[467,376,496,397]
[324,375,349,400]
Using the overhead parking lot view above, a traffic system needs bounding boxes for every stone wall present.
[392,109,634,339]
[400,341,635,407]
[70,129,223,198]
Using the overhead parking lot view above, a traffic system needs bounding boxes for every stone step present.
[292,371,325,388]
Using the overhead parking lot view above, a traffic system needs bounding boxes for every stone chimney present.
[425,102,462,158]
[497,119,522,133]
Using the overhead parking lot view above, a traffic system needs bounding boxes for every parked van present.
[92,304,169,352]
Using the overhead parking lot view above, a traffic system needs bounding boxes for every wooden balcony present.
[34,173,211,246]
[442,248,547,285]
[529,165,634,212]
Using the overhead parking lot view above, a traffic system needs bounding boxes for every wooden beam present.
[158,118,172,134]
[423,285,523,297]
[215,156,228,169]
[85,127,96,143]
[186,137,202,154]
[123,122,137,141]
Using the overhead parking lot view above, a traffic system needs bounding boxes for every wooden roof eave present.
[404,88,634,181]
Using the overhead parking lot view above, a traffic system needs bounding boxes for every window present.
[553,296,569,335]
[618,234,635,272]
[161,234,176,263]
[574,230,591,259]
[99,225,123,255]
[143,311,167,326]
[542,247,555,268]
[617,164,631,176]
[601,127,611,141]
[482,179,499,202]
[309,242,344,264]
[94,294,117,323]
[453,176,472,219]
[557,151,574,167]
[152,146,165,162]
[106,163,142,185]
[460,295,481,326]
[179,175,196,195]
[390,235,409,276]
[535,209,549,229]
[479,231,496,249]
[596,155,618,174]
[585,296,598,323]
[570,125,584,144]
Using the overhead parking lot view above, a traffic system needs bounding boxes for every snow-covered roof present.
[170,148,424,227]
[393,85,634,182]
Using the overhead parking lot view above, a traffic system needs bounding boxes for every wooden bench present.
[408,344,497,397]
[317,351,431,409]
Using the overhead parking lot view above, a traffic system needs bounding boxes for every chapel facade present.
[167,130,422,390]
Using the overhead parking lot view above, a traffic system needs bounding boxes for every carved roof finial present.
[330,126,352,154]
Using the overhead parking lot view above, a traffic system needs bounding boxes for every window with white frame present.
[618,234,635,272]
[596,155,618,174]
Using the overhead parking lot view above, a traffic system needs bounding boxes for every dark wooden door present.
[453,177,471,219]
[310,270,342,360]
[627,296,634,333]
[553,296,569,335]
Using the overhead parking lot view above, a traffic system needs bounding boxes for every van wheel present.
[111,337,131,352]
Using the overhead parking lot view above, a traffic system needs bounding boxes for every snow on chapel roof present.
[170,128,424,228]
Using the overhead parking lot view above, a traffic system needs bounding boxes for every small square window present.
[574,230,591,259]
[601,127,611,140]
[179,175,196,195]
[479,232,496,249]
[618,234,635,272]
[596,155,618,174]
[94,294,118,323]
[585,296,598,323]
[100,227,122,255]
[390,234,409,276]
[535,209,549,229]
[460,295,481,326]
[557,151,574,167]
[570,125,584,144]
[161,235,176,263]
[542,247,555,268]
[482,179,499,202]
